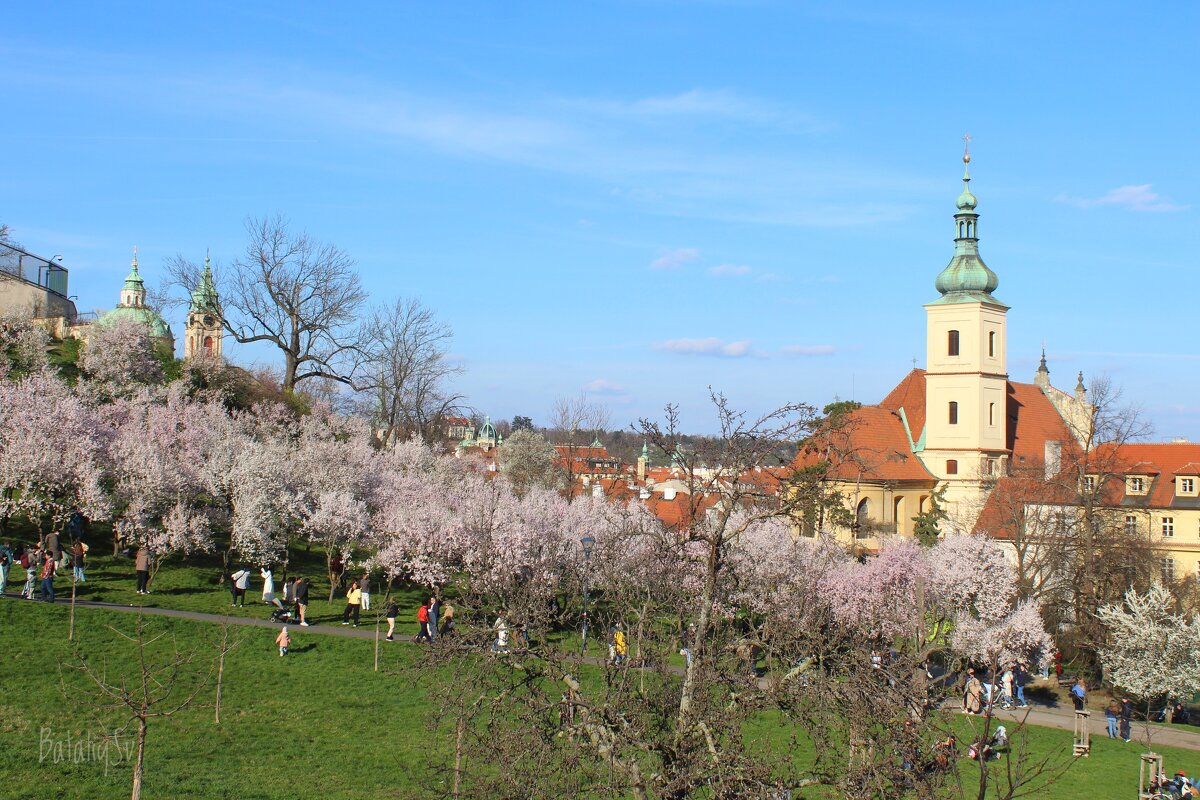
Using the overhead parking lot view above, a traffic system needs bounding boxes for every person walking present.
[260,566,275,604]
[680,623,696,669]
[614,624,628,665]
[21,546,39,599]
[1000,667,1015,709]
[39,551,57,602]
[429,595,440,642]
[385,598,398,641]
[1070,677,1087,712]
[359,572,371,612]
[135,546,151,594]
[1105,699,1121,738]
[439,601,455,637]
[229,567,250,607]
[964,670,983,715]
[1119,697,1134,742]
[0,540,12,596]
[295,577,310,626]
[492,613,510,654]
[416,601,432,642]
[275,626,290,657]
[341,580,361,626]
[1014,662,1029,707]
[72,540,87,584]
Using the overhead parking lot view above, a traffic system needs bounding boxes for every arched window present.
[948,330,960,356]
[855,498,870,538]
[988,402,995,426]
[946,460,958,475]
[948,401,958,425]
[988,331,996,357]
[893,496,905,533]
[203,336,214,353]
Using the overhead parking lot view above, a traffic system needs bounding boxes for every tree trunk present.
[452,715,465,799]
[215,644,227,725]
[131,716,147,800]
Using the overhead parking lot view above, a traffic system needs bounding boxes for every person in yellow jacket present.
[614,624,628,665]
[341,580,362,627]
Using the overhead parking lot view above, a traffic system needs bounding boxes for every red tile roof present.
[793,404,936,482]
[879,368,927,443]
[1090,442,1200,508]
[1005,382,1079,469]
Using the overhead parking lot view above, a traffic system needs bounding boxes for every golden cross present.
[963,132,972,158]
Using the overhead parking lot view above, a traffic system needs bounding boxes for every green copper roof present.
[189,256,221,315]
[479,416,497,440]
[100,305,173,340]
[124,248,145,291]
[931,151,1004,307]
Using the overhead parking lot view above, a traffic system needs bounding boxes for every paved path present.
[957,703,1200,753]
[10,593,1200,752]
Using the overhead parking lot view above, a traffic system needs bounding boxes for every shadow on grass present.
[1027,686,1060,708]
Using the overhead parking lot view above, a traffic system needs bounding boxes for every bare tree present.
[169,217,366,391]
[547,394,612,491]
[61,618,212,800]
[497,428,562,496]
[212,622,246,725]
[358,298,463,447]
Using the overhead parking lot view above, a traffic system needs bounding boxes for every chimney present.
[1044,440,1062,481]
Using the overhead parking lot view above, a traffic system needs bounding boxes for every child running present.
[275,626,290,656]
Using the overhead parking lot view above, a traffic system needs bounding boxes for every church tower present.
[184,253,223,359]
[921,144,1010,516]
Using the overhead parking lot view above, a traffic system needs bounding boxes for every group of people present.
[960,662,1032,715]
[1,531,89,603]
[1104,695,1135,742]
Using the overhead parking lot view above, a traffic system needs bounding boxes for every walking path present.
[10,592,1200,752]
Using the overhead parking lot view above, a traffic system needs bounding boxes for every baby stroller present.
[269,597,299,624]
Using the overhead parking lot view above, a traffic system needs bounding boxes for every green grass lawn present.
[0,600,446,800]
[6,519,1200,799]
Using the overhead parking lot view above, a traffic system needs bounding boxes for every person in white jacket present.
[260,566,275,604]
[229,568,250,607]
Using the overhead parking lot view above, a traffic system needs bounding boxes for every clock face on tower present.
[203,315,215,327]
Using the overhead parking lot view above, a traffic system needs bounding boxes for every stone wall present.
[0,272,78,321]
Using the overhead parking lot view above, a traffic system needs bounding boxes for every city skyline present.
[3,2,1196,436]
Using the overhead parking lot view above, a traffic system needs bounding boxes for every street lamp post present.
[580,535,595,654]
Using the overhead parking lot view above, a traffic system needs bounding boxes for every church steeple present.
[933,138,1002,305]
[184,250,224,360]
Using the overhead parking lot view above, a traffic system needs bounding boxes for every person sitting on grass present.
[341,579,361,627]
[275,626,290,657]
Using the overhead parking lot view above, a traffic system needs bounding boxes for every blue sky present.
[3,2,1197,436]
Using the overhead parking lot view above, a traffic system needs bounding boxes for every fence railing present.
[0,242,69,296]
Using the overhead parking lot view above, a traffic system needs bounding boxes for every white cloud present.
[650,247,700,270]
[781,344,836,356]
[1057,184,1186,212]
[582,379,626,396]
[708,263,751,277]
[654,337,757,358]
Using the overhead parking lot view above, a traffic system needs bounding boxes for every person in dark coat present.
[1119,697,1133,742]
